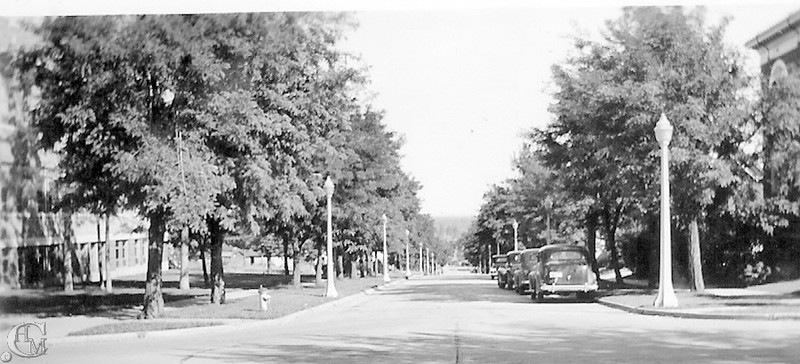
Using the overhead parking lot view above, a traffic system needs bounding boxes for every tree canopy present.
[16,13,440,314]
[463,6,796,288]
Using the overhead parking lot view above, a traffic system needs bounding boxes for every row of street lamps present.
[326,114,678,307]
[323,177,437,298]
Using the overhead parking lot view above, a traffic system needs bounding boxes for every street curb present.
[52,279,403,345]
[595,297,800,321]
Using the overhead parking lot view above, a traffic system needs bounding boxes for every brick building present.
[0,19,153,290]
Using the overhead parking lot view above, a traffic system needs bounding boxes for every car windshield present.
[546,250,586,263]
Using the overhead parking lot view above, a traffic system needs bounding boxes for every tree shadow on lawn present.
[0,291,201,317]
[0,273,318,317]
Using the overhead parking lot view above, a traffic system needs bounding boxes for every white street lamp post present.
[382,214,390,283]
[405,229,411,278]
[512,219,519,251]
[653,113,678,308]
[426,248,431,276]
[419,242,424,274]
[324,177,338,298]
[544,197,553,245]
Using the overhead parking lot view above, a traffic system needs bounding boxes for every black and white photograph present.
[1,0,799,362]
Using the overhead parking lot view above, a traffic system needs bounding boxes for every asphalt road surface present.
[38,274,800,363]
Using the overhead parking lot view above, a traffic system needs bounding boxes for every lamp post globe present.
[324,177,337,298]
[161,88,175,106]
[653,113,678,308]
[654,113,674,147]
[382,214,390,283]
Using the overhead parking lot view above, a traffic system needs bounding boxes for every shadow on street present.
[378,274,592,304]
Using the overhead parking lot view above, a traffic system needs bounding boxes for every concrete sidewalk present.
[596,279,800,320]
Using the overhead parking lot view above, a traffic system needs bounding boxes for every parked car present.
[512,248,539,294]
[528,244,597,302]
[490,254,507,280]
[502,251,522,290]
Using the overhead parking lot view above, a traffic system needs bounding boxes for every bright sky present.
[337,1,800,217]
[3,0,800,218]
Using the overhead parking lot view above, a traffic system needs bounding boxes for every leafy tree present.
[325,108,425,278]
[20,15,237,316]
[747,67,800,280]
[756,68,800,227]
[534,6,751,288]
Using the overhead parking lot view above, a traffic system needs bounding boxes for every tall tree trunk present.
[602,205,624,285]
[142,209,166,319]
[688,218,705,292]
[647,217,658,289]
[179,227,190,290]
[65,221,85,283]
[97,220,105,289]
[200,246,209,287]
[209,218,225,304]
[336,245,343,279]
[344,250,352,278]
[315,242,323,287]
[365,251,372,277]
[62,213,73,292]
[585,210,601,283]
[283,240,290,276]
[292,239,302,288]
[104,214,113,292]
[607,234,623,284]
[359,253,365,278]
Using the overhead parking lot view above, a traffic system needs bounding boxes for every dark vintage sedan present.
[490,254,507,281]
[499,250,522,290]
[512,248,539,295]
[528,244,597,302]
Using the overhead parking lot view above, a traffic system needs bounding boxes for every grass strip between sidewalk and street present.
[68,321,223,336]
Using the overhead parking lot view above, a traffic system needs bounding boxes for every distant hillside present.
[433,216,473,242]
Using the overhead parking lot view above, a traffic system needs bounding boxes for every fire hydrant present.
[258,285,271,312]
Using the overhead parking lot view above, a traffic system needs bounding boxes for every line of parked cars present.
[492,244,598,302]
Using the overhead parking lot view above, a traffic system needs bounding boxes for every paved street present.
[38,274,800,363]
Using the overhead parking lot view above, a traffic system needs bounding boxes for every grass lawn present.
[68,321,222,336]
[3,269,398,336]
[163,276,389,320]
